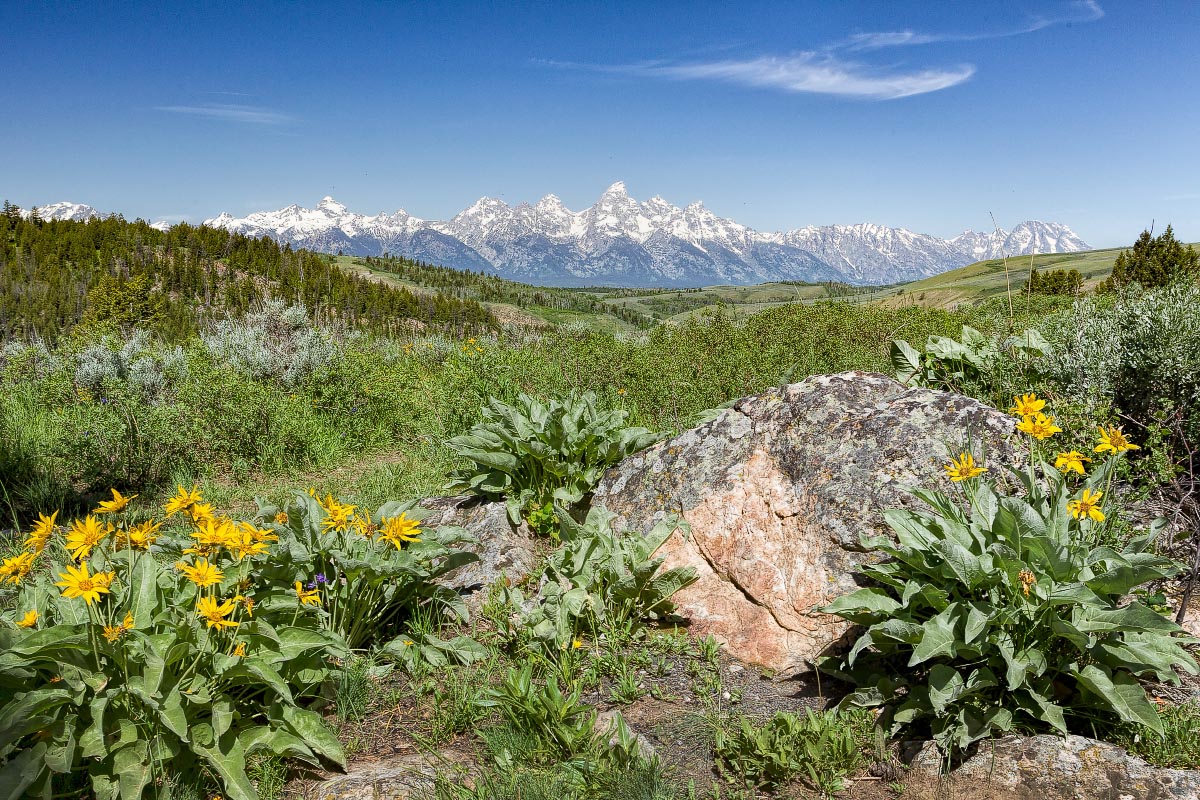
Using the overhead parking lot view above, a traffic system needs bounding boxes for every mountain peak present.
[317,196,346,213]
[601,181,629,198]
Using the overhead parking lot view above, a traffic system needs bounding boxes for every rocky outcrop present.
[592,371,1017,676]
[910,735,1200,799]
[417,496,539,594]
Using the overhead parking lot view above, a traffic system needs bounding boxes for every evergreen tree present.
[1101,225,1199,291]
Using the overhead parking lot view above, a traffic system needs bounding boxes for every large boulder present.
[591,371,1017,676]
[910,734,1200,799]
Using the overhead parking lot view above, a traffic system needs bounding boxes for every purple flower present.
[315,573,327,584]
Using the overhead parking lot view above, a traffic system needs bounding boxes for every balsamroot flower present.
[16,609,38,628]
[0,552,35,585]
[196,596,239,629]
[177,558,224,588]
[55,563,115,605]
[943,452,987,481]
[164,484,203,517]
[1009,393,1046,417]
[294,581,321,606]
[1068,488,1106,523]
[95,488,136,514]
[380,513,422,549]
[1054,451,1091,475]
[1095,425,1139,454]
[1016,412,1062,440]
[23,511,57,554]
[65,515,109,561]
[117,519,162,551]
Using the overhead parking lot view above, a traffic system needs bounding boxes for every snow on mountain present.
[10,185,1080,288]
[18,201,102,222]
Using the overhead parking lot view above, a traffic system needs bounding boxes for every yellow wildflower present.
[177,558,224,588]
[1018,569,1036,597]
[295,581,321,606]
[319,496,356,534]
[228,527,271,561]
[185,518,236,556]
[102,624,124,642]
[0,552,35,585]
[54,563,114,605]
[65,515,109,561]
[1068,488,1106,523]
[24,511,58,554]
[380,513,421,549]
[196,596,239,629]
[572,639,583,649]
[351,510,378,539]
[233,595,255,617]
[1009,393,1046,416]
[95,488,136,514]
[164,484,203,517]
[122,612,135,630]
[1016,412,1062,440]
[16,609,38,628]
[233,641,247,657]
[188,502,217,526]
[274,511,289,525]
[1095,425,1139,454]
[943,452,987,481]
[117,519,162,551]
[1054,451,1091,476]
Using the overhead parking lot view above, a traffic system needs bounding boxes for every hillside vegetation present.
[3,214,1200,800]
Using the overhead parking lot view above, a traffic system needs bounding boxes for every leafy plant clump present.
[823,395,1198,756]
[891,324,1050,399]
[713,708,874,795]
[0,490,346,800]
[252,490,484,664]
[445,391,659,530]
[494,506,697,656]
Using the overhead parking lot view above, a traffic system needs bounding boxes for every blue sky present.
[2,1,1198,246]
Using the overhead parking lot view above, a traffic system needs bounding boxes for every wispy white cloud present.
[544,2,1102,102]
[845,1,1103,51]
[155,103,295,125]
[547,53,975,100]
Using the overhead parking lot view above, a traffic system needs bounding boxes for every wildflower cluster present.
[827,390,1193,757]
[0,490,348,800]
[945,392,1142,532]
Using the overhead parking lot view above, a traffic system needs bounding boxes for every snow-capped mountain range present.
[17,201,173,231]
[15,184,1090,286]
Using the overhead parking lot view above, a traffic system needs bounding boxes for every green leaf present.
[0,742,47,800]
[909,607,958,666]
[1075,665,1163,734]
[822,588,901,620]
[282,706,345,767]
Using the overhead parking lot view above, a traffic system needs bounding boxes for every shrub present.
[1044,283,1200,442]
[252,491,484,663]
[201,300,337,386]
[445,392,659,527]
[822,400,1198,756]
[1025,268,1082,296]
[0,490,346,800]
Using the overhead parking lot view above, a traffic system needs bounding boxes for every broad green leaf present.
[1075,665,1163,734]
[909,607,958,666]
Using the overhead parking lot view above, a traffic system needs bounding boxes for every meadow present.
[3,214,1200,800]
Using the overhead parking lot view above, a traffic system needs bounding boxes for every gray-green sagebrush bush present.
[1044,283,1200,439]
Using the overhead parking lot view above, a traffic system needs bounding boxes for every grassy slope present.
[332,243,1198,329]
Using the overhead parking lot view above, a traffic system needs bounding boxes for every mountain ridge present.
[12,185,1091,287]
[202,183,1089,286]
